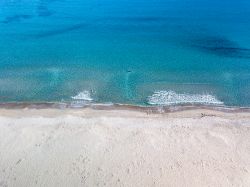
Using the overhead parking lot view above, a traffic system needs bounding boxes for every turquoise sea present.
[0,0,250,106]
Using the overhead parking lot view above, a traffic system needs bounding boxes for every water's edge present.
[0,102,250,113]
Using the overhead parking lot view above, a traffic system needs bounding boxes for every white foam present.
[148,90,223,105]
[71,91,93,101]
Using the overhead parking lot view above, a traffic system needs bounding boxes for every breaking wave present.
[148,90,223,105]
[71,90,93,101]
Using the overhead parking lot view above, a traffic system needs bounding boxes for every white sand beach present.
[0,108,250,187]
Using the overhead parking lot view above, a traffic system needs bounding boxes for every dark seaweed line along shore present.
[0,102,250,114]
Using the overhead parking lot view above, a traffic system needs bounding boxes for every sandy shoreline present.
[0,108,250,187]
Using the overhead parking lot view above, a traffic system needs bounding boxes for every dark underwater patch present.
[37,0,61,17]
[37,0,54,17]
[2,14,33,24]
[106,16,171,23]
[37,4,53,17]
[191,36,250,59]
[34,23,89,38]
[119,16,167,22]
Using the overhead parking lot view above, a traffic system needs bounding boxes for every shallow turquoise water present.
[0,0,250,106]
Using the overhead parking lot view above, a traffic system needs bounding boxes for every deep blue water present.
[0,0,250,106]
